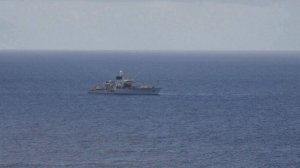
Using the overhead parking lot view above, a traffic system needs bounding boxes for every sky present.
[0,0,299,51]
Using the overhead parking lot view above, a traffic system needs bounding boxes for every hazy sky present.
[0,0,299,51]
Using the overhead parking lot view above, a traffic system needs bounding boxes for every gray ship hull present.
[89,87,161,95]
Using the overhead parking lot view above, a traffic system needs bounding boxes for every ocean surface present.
[0,51,299,168]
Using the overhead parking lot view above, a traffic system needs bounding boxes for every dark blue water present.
[0,51,300,168]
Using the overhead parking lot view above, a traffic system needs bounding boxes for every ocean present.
[0,51,299,168]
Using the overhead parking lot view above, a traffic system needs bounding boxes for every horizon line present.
[1,49,300,53]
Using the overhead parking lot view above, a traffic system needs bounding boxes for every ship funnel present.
[116,70,124,80]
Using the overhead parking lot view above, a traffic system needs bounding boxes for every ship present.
[88,71,161,95]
